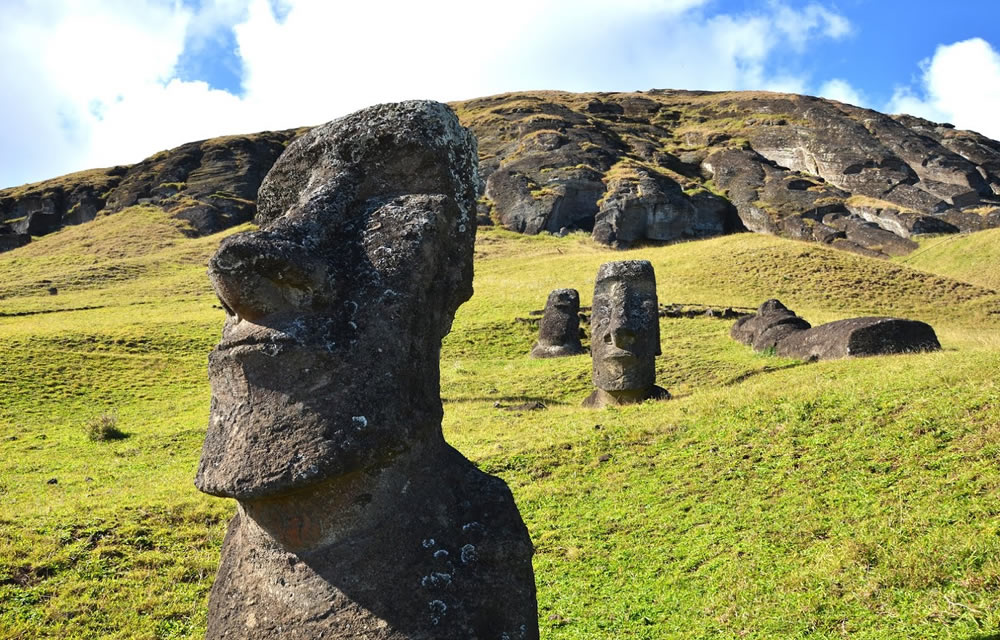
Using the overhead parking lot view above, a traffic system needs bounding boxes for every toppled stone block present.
[196,101,538,639]
[732,299,941,361]
[777,316,942,360]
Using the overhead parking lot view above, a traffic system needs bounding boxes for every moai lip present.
[195,100,538,640]
[583,260,670,408]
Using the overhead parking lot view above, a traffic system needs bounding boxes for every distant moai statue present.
[583,260,670,408]
[530,288,586,358]
[195,101,538,639]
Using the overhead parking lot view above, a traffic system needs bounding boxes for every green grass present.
[896,228,1000,292]
[2,218,1000,638]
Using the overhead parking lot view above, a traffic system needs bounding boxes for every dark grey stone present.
[732,299,941,360]
[583,260,670,407]
[530,289,586,358]
[195,100,538,639]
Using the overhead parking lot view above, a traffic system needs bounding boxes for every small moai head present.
[590,260,661,392]
[195,101,479,501]
[530,288,585,357]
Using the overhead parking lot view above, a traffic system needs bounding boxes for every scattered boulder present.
[196,101,538,639]
[583,260,670,408]
[732,299,941,360]
[530,288,586,358]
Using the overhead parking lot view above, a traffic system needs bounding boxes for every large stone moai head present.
[530,288,586,358]
[196,101,478,499]
[583,260,670,408]
[194,101,537,639]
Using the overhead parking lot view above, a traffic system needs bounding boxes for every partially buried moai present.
[529,288,586,358]
[195,101,538,639]
[583,260,670,408]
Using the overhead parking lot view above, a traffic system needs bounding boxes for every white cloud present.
[0,0,853,189]
[773,2,852,50]
[817,78,867,107]
[0,0,259,186]
[886,37,1000,139]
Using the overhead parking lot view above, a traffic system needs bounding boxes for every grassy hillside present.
[897,228,1000,292]
[1,214,999,639]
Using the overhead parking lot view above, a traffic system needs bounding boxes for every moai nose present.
[208,232,327,323]
[608,326,636,349]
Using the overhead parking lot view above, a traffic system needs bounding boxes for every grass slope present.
[1,218,999,639]
[896,229,1000,292]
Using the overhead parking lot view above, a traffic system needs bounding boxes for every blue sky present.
[2,0,999,189]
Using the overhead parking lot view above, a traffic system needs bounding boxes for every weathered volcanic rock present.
[105,130,301,234]
[0,223,30,252]
[592,164,740,248]
[0,130,301,242]
[195,100,538,639]
[0,165,128,249]
[453,90,1000,257]
[732,299,941,360]
[776,316,941,360]
[8,89,1000,257]
[530,288,586,358]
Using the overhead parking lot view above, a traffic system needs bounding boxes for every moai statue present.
[583,260,670,408]
[732,298,940,361]
[195,101,538,639]
[529,288,586,358]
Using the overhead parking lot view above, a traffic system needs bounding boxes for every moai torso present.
[195,101,538,639]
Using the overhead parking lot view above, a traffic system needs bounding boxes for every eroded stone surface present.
[530,288,586,358]
[583,260,670,407]
[731,299,941,360]
[195,100,538,639]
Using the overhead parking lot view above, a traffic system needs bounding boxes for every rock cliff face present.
[454,90,1000,257]
[4,89,1000,257]
[0,129,302,249]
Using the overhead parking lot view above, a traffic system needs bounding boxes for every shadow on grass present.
[721,361,810,387]
[442,395,571,406]
[966,635,1000,640]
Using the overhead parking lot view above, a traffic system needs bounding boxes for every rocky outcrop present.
[104,130,301,234]
[454,90,1000,258]
[5,89,1000,257]
[0,166,128,242]
[0,129,302,252]
[592,163,740,248]
[0,224,30,252]
[731,299,941,360]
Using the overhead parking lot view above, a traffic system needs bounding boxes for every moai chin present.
[195,101,538,639]
[583,260,670,408]
[530,288,586,358]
